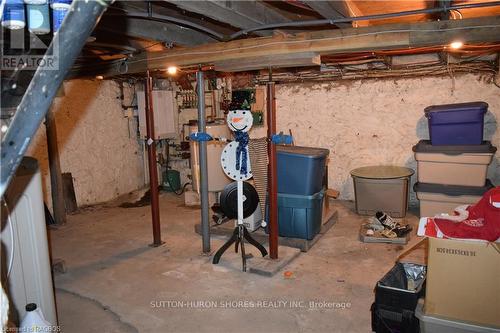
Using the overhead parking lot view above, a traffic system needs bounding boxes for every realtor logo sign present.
[1,29,59,70]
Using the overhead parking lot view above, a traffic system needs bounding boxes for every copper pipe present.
[210,90,217,121]
[267,79,278,259]
[145,70,162,247]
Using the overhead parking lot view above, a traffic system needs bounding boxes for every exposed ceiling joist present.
[74,16,500,77]
[96,17,216,46]
[343,0,369,27]
[165,0,292,36]
[86,42,137,53]
[301,1,351,28]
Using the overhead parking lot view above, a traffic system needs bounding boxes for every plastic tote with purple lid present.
[424,101,488,145]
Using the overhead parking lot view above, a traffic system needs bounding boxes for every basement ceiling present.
[1,0,500,99]
[71,0,500,75]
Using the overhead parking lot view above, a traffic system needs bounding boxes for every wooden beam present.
[302,1,351,28]
[214,52,321,72]
[76,16,500,77]
[165,0,292,36]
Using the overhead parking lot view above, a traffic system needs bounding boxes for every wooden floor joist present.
[77,16,500,77]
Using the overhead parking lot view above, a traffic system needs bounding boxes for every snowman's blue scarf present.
[234,130,249,175]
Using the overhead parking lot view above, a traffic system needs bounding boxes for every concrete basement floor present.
[50,193,420,333]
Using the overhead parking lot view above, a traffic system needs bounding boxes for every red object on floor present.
[433,187,500,242]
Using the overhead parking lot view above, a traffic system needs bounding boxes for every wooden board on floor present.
[358,225,409,245]
[195,204,338,252]
[62,172,78,214]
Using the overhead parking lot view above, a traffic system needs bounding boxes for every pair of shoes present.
[380,229,397,238]
[366,217,385,231]
[375,211,413,237]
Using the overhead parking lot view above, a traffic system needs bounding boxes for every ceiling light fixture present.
[95,75,104,80]
[449,41,464,49]
[167,66,178,75]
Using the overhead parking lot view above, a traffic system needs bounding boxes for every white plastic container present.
[415,300,500,333]
[19,303,52,330]
[27,3,50,34]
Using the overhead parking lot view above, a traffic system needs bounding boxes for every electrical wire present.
[319,43,500,62]
[255,61,496,83]
[168,180,191,196]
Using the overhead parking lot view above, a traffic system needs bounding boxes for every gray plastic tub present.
[351,166,414,218]
[415,300,500,333]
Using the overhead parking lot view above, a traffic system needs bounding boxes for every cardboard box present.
[425,237,500,328]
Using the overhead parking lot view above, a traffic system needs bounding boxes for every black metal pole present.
[197,69,210,253]
[0,0,112,197]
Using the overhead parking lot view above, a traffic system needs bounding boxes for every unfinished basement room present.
[1,0,500,332]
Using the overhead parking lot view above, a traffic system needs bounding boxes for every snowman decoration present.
[212,110,268,271]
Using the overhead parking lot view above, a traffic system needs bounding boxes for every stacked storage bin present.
[267,146,329,240]
[413,102,496,217]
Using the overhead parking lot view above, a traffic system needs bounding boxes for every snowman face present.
[227,110,253,132]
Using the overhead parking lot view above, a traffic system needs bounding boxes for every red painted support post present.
[145,70,162,247]
[267,80,278,259]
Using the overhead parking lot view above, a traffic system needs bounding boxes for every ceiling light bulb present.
[167,66,178,75]
[449,41,463,49]
[95,75,104,80]
[1,125,8,133]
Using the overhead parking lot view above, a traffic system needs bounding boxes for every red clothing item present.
[433,187,500,242]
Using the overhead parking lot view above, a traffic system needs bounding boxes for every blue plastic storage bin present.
[266,190,324,240]
[424,102,487,145]
[276,145,329,195]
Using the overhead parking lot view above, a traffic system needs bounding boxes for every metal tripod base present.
[212,224,268,272]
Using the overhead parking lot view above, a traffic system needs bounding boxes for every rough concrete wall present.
[275,73,500,203]
[27,79,144,208]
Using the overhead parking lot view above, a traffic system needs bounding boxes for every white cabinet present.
[137,89,177,139]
